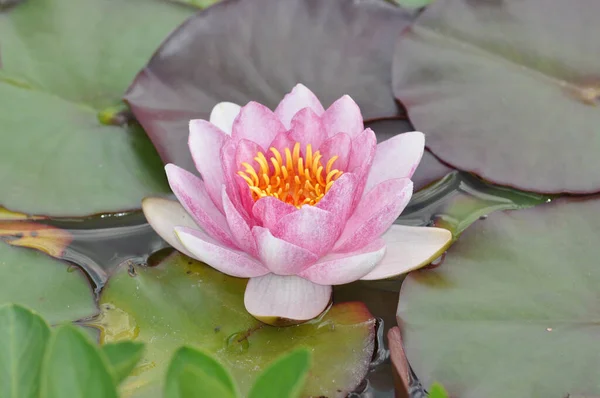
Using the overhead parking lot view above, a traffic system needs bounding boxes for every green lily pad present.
[0,242,97,324]
[93,252,376,398]
[393,0,600,194]
[0,0,196,216]
[398,196,600,398]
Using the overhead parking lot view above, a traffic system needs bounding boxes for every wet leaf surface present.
[93,252,376,398]
[393,0,600,193]
[398,196,600,398]
[0,0,197,216]
[0,242,97,324]
[126,0,414,172]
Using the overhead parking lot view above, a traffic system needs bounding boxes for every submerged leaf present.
[0,222,72,258]
[393,0,600,193]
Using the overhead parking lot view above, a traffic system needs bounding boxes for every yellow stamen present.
[236,143,344,208]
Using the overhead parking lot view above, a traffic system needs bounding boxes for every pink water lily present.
[142,84,452,325]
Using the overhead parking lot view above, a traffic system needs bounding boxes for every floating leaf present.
[399,196,600,397]
[0,0,196,216]
[0,242,97,324]
[103,341,146,384]
[94,252,376,398]
[41,325,118,398]
[126,0,413,172]
[0,304,50,398]
[0,222,72,258]
[248,348,311,398]
[393,0,600,193]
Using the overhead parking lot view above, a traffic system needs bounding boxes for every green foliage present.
[428,382,449,398]
[0,305,139,398]
[248,348,311,398]
[165,346,312,398]
[0,305,50,398]
[102,342,146,383]
[0,304,314,398]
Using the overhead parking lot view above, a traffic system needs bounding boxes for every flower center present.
[237,142,343,208]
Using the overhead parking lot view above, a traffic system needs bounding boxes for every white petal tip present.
[360,225,452,281]
[142,197,199,257]
[209,102,241,135]
[244,274,332,326]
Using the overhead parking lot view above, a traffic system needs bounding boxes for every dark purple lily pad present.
[398,196,600,397]
[125,0,413,172]
[393,0,600,194]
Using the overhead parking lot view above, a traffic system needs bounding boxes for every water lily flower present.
[142,84,452,325]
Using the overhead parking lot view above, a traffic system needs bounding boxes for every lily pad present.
[398,196,600,398]
[392,0,600,193]
[93,252,376,398]
[0,242,97,324]
[0,0,196,216]
[125,0,414,172]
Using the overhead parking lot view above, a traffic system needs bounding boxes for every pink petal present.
[268,130,295,155]
[334,178,413,253]
[141,197,198,258]
[347,128,377,173]
[318,133,351,171]
[364,131,425,194]
[288,108,326,149]
[252,227,318,275]
[189,119,229,211]
[361,225,452,280]
[274,206,341,256]
[222,187,258,257]
[175,226,269,278]
[322,95,364,138]
[232,102,286,150]
[252,196,297,231]
[299,239,385,285]
[274,84,325,129]
[209,102,241,135]
[244,274,331,324]
[165,164,235,247]
[316,173,358,222]
[346,129,378,209]
[235,139,265,173]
